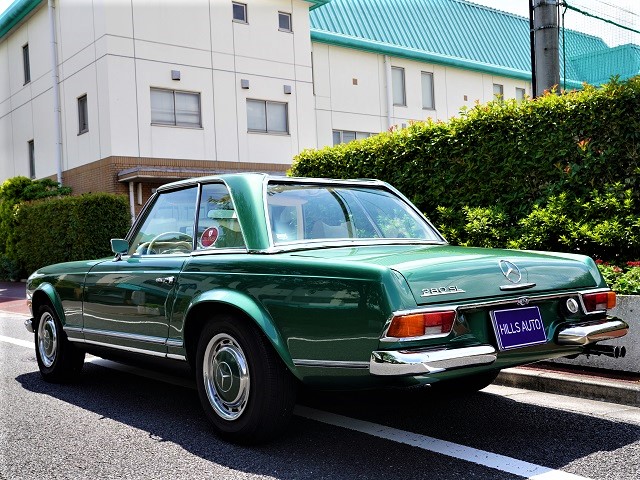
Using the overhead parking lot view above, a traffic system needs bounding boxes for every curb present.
[496,367,640,407]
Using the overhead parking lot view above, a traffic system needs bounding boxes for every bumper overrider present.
[369,317,629,376]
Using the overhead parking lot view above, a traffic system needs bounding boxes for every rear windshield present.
[266,183,442,245]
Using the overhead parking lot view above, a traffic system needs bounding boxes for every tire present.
[432,370,500,395]
[34,305,85,383]
[195,315,297,444]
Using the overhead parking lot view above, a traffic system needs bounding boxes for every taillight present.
[387,311,456,338]
[582,291,616,312]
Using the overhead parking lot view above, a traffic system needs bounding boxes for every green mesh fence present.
[561,1,640,89]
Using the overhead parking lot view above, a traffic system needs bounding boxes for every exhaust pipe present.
[584,344,626,358]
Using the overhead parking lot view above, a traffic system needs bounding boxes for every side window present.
[196,183,245,250]
[129,187,198,255]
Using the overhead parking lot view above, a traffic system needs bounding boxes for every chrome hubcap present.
[37,312,57,368]
[203,333,250,421]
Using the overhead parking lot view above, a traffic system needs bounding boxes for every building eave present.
[305,0,332,11]
[0,0,43,40]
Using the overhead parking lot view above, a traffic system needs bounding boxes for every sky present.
[1,0,639,46]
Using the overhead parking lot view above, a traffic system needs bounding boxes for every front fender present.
[30,282,66,325]
[184,289,296,375]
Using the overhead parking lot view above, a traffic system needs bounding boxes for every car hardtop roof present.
[155,172,388,192]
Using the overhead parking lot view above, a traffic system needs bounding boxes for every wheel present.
[35,305,85,383]
[432,370,500,394]
[195,315,297,444]
[147,232,193,254]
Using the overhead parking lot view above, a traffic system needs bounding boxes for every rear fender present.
[184,289,297,377]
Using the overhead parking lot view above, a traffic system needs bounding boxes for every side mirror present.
[111,238,129,255]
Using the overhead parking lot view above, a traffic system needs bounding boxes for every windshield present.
[266,183,442,245]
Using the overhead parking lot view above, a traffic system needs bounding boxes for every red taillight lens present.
[582,291,616,312]
[387,311,456,338]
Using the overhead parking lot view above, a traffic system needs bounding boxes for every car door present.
[82,186,198,356]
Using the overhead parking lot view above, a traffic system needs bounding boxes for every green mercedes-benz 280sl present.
[25,173,629,443]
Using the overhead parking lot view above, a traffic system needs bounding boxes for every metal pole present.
[47,0,63,185]
[533,0,560,96]
[529,0,537,97]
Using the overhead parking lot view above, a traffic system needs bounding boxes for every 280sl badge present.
[421,286,466,297]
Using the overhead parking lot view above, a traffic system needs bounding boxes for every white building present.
[0,0,624,213]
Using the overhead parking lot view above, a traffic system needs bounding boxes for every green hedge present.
[14,193,131,275]
[291,77,640,262]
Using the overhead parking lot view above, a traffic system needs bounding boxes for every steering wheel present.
[147,232,193,254]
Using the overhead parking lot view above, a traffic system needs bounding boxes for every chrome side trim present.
[64,326,83,334]
[293,359,370,369]
[167,354,187,361]
[82,339,167,358]
[166,338,184,348]
[370,345,497,376]
[82,328,167,345]
[380,287,611,343]
[556,318,629,346]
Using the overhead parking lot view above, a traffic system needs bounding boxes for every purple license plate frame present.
[490,306,547,351]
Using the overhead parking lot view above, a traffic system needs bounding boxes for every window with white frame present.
[493,83,504,99]
[150,88,201,127]
[78,95,88,134]
[278,12,292,32]
[392,67,406,106]
[332,130,373,145]
[516,87,526,102]
[23,44,30,84]
[421,72,435,109]
[247,100,288,134]
[28,140,35,179]
[232,2,247,23]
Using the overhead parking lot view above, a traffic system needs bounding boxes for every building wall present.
[312,43,532,147]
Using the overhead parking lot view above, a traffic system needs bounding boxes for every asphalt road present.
[1,310,639,480]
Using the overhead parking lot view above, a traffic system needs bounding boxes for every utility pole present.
[532,0,560,97]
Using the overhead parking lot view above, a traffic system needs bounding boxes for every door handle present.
[155,276,175,285]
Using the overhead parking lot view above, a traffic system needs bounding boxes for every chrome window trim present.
[380,287,611,343]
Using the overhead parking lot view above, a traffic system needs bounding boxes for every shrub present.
[597,262,640,295]
[14,193,131,275]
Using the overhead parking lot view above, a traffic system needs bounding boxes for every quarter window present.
[78,95,88,134]
[23,44,30,84]
[196,183,245,250]
[278,12,292,32]
[232,2,247,23]
[247,100,288,134]
[421,72,435,110]
[150,88,201,128]
[391,67,406,106]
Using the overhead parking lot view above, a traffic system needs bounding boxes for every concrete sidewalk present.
[2,281,638,407]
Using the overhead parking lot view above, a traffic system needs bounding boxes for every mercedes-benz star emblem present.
[215,362,233,393]
[499,260,522,284]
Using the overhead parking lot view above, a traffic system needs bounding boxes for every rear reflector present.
[387,311,456,338]
[582,291,616,312]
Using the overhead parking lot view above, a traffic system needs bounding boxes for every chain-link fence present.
[560,0,640,88]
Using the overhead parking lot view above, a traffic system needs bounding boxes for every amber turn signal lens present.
[387,311,456,338]
[582,291,616,312]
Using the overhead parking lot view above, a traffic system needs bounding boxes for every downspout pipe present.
[48,0,63,185]
[128,182,136,221]
[384,55,392,130]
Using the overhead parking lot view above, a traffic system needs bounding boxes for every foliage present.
[597,262,640,295]
[0,177,72,279]
[13,193,131,275]
[291,76,640,264]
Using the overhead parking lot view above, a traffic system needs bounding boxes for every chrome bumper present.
[556,318,628,346]
[370,345,497,376]
[24,318,34,334]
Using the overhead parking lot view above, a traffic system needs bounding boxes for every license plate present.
[490,306,547,351]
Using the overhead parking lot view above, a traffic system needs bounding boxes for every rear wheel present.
[195,315,297,444]
[35,305,85,382]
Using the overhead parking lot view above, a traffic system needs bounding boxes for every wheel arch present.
[31,283,66,325]
[182,290,298,379]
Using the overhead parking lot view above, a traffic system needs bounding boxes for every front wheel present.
[195,316,297,444]
[35,305,85,382]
